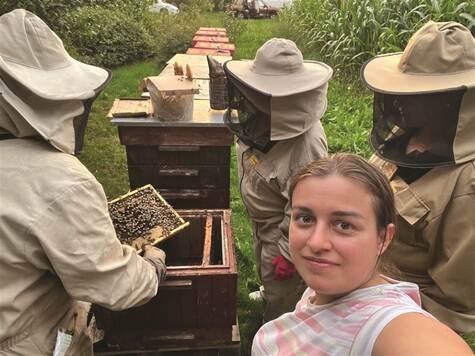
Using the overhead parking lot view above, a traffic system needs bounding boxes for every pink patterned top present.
[252,277,434,356]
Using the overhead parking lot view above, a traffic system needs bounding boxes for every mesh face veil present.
[224,75,273,152]
[370,90,465,168]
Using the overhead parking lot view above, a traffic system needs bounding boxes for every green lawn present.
[78,13,474,355]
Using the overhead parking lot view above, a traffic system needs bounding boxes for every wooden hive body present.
[94,209,237,352]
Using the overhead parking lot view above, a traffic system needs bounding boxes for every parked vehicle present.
[264,0,294,8]
[149,0,179,14]
[228,0,279,19]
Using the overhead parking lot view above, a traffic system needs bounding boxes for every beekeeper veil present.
[223,38,332,152]
[0,9,111,154]
[361,21,475,168]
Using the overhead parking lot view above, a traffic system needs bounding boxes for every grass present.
[78,11,474,355]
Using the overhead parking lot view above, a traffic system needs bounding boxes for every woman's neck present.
[311,274,389,305]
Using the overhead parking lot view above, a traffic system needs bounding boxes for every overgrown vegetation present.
[63,5,155,67]
[279,0,475,73]
[0,0,214,68]
[147,1,214,64]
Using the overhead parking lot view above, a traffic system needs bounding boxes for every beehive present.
[94,209,238,352]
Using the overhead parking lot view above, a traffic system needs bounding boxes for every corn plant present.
[279,0,475,74]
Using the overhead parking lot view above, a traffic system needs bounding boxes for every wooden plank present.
[107,98,153,119]
[192,35,230,47]
[154,189,230,209]
[196,275,213,326]
[199,27,227,32]
[119,126,233,146]
[186,48,232,57]
[202,213,213,266]
[211,274,229,327]
[127,165,230,189]
[145,75,200,96]
[195,30,228,37]
[125,145,230,166]
[193,42,235,55]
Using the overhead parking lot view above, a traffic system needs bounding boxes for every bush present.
[63,5,155,68]
[279,0,475,75]
[224,12,248,41]
[172,0,213,12]
[0,0,152,34]
[146,0,213,65]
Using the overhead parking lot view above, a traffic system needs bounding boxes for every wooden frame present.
[109,184,190,253]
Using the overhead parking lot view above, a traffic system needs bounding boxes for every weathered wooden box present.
[111,99,234,209]
[94,209,237,351]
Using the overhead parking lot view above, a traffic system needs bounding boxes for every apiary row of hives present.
[94,27,239,355]
[187,27,235,57]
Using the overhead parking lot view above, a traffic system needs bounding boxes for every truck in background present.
[228,0,279,19]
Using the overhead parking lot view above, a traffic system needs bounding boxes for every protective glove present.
[143,245,167,282]
[272,255,296,280]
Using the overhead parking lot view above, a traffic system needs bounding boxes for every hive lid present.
[145,75,200,96]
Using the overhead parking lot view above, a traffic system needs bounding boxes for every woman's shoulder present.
[372,312,473,355]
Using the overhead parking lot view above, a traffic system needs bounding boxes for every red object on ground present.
[186,48,232,57]
[272,255,296,280]
[195,30,227,37]
[193,42,236,56]
[192,36,230,47]
[199,27,226,33]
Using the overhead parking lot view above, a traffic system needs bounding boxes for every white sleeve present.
[350,305,434,356]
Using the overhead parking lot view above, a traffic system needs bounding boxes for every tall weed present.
[279,0,475,74]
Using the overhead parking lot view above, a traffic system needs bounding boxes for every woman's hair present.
[289,153,398,275]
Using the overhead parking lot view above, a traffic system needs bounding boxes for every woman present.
[252,153,471,355]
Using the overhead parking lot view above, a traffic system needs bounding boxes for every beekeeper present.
[0,9,166,355]
[361,21,475,332]
[223,38,332,321]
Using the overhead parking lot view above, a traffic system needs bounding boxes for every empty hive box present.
[108,184,189,252]
[94,209,237,352]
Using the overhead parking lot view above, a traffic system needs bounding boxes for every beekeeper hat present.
[361,21,475,94]
[0,9,109,101]
[224,38,332,97]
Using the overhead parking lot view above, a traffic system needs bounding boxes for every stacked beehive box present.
[186,27,235,57]
[97,26,238,356]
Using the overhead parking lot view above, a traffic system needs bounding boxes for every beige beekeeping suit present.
[0,139,160,355]
[362,21,475,332]
[0,9,161,354]
[372,90,475,332]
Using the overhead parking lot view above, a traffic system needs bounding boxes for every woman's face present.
[289,175,394,304]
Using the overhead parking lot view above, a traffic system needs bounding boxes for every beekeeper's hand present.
[272,255,296,280]
[143,245,167,282]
